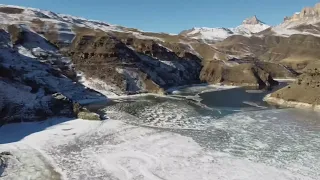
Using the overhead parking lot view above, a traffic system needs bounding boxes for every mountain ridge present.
[179,15,270,43]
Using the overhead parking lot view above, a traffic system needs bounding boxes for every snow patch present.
[78,72,121,97]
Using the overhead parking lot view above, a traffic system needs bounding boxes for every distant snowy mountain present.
[180,16,270,43]
[179,27,234,43]
[233,16,270,34]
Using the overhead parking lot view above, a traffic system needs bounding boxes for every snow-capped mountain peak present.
[180,16,270,43]
[234,16,270,34]
[242,15,264,25]
[180,27,234,41]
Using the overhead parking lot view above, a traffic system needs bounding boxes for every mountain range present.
[179,15,270,43]
[1,2,320,123]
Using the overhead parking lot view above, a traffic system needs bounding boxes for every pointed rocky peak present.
[242,15,264,25]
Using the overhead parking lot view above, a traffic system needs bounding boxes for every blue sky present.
[1,0,320,33]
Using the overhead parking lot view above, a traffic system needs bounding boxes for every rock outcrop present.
[242,15,263,25]
[265,61,320,109]
[279,3,320,36]
[77,111,101,121]
[200,60,278,88]
[0,151,12,171]
[284,3,320,22]
[7,24,25,45]
[253,61,298,78]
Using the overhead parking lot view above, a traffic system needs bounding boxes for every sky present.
[1,0,320,33]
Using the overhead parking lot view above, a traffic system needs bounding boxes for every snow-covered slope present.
[180,16,270,43]
[180,27,234,42]
[0,4,117,29]
[0,4,164,46]
[0,26,107,122]
[233,23,270,35]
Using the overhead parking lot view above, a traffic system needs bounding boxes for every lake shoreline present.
[264,94,320,111]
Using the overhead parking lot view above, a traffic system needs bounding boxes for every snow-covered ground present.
[0,110,318,180]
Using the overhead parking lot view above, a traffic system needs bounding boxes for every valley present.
[0,2,320,180]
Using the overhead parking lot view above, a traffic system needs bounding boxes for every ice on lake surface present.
[0,85,319,180]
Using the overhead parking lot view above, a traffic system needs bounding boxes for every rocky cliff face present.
[213,33,320,72]
[200,60,279,88]
[0,28,105,124]
[284,3,320,22]
[276,3,320,36]
[67,32,202,94]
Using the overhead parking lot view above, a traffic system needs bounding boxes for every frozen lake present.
[0,84,319,179]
